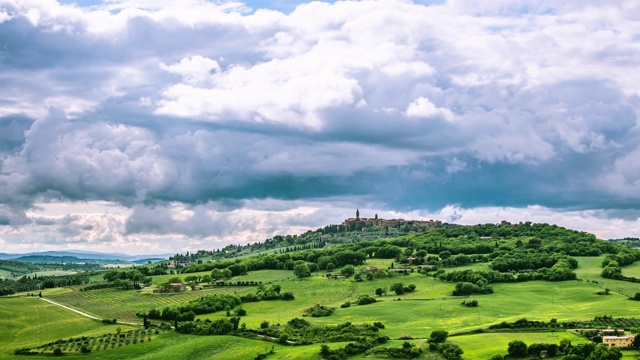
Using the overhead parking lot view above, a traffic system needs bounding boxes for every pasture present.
[0,296,136,358]
[449,332,589,359]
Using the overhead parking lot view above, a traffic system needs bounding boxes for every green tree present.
[507,340,528,358]
[390,283,405,295]
[428,330,448,343]
[375,287,386,296]
[293,263,311,278]
[340,265,355,277]
[184,275,199,284]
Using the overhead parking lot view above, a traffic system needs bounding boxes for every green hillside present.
[2,222,640,359]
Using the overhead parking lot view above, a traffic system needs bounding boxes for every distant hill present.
[13,255,131,265]
[0,250,171,264]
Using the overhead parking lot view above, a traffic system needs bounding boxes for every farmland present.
[48,287,253,323]
[3,222,640,359]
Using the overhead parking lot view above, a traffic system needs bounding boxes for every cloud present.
[0,0,639,253]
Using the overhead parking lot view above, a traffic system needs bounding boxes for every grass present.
[0,296,136,358]
[6,332,326,360]
[622,261,640,278]
[574,256,640,297]
[450,331,589,359]
[197,258,640,339]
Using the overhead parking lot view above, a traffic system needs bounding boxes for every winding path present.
[38,297,141,326]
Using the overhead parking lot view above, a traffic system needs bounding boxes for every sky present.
[1,0,640,255]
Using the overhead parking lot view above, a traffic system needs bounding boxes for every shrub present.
[357,295,377,306]
[235,307,247,316]
[428,330,448,343]
[341,301,351,308]
[461,300,478,307]
[507,340,527,358]
[304,304,336,317]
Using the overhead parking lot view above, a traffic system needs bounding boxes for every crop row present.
[15,329,165,356]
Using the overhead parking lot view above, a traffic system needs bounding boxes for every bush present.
[260,320,270,329]
[461,300,478,307]
[303,304,336,317]
[357,295,377,306]
[507,340,527,358]
[235,307,247,316]
[341,301,351,308]
[428,330,448,344]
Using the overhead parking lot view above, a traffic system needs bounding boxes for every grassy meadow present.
[0,296,136,358]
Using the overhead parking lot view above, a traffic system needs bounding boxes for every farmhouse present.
[603,335,634,347]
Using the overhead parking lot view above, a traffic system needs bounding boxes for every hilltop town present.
[341,209,443,233]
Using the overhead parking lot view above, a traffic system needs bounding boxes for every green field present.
[5,236,640,359]
[450,332,589,359]
[0,296,136,358]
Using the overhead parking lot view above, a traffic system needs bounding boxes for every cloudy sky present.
[1,0,639,255]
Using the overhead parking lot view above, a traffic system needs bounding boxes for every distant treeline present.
[0,260,101,278]
[0,273,92,295]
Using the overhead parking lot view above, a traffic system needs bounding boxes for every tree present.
[293,263,311,278]
[507,340,528,358]
[185,275,199,284]
[390,283,405,295]
[38,291,42,298]
[587,344,622,360]
[235,307,247,316]
[201,275,212,284]
[340,265,355,277]
[429,330,448,343]
[489,355,504,360]
[375,287,386,296]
